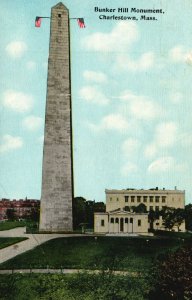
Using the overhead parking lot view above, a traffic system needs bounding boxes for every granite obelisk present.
[39,2,73,232]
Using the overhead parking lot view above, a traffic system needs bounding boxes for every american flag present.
[77,18,85,28]
[35,16,42,27]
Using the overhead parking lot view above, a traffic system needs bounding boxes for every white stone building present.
[94,210,149,235]
[94,187,185,234]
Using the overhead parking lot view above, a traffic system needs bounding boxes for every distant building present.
[94,187,185,234]
[95,210,149,235]
[0,199,40,220]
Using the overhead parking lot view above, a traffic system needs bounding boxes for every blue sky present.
[0,0,192,204]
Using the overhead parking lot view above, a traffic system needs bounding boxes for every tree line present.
[72,197,105,229]
[73,199,192,232]
[129,203,192,232]
[5,197,192,232]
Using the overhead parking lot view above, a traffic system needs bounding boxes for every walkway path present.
[0,268,138,276]
[0,227,88,265]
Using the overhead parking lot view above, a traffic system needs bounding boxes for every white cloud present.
[119,90,138,101]
[186,52,192,65]
[169,92,183,104]
[148,156,187,174]
[83,21,138,52]
[122,138,140,156]
[169,45,192,65]
[116,52,154,71]
[144,122,178,159]
[121,162,138,176]
[26,61,36,70]
[79,86,109,105]
[0,135,23,153]
[83,70,108,83]
[148,156,174,173]
[6,41,27,58]
[130,99,159,120]
[22,116,43,131]
[83,22,154,72]
[180,133,192,148]
[120,90,161,120]
[144,143,157,159]
[88,114,129,132]
[155,122,177,148]
[169,46,185,62]
[2,90,33,113]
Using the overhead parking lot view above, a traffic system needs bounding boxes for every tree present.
[72,197,106,229]
[85,200,95,228]
[94,201,106,212]
[149,246,192,300]
[185,204,192,231]
[6,208,16,221]
[148,209,160,231]
[131,204,147,213]
[135,203,147,213]
[173,208,185,231]
[30,207,40,222]
[72,197,87,229]
[161,207,185,231]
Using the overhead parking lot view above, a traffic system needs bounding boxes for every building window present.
[155,206,159,211]
[110,197,112,201]
[125,206,129,211]
[149,206,153,211]
[115,218,119,223]
[162,196,166,203]
[149,196,153,202]
[138,220,141,226]
[156,222,159,226]
[58,14,61,17]
[143,196,147,203]
[117,198,119,201]
[130,218,133,224]
[131,196,135,202]
[137,196,141,203]
[101,220,105,226]
[125,196,129,202]
[125,218,128,223]
[155,196,160,203]
[110,218,114,223]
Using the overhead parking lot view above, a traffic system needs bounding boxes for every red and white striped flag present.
[35,16,42,27]
[77,18,85,28]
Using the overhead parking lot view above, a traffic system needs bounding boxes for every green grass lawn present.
[0,221,26,231]
[0,273,151,300]
[0,235,191,271]
[0,237,28,249]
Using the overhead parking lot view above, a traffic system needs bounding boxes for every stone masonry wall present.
[39,3,73,232]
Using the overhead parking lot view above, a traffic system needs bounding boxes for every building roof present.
[105,188,185,195]
[109,210,148,216]
[94,210,148,216]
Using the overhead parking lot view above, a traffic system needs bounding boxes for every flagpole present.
[36,17,85,20]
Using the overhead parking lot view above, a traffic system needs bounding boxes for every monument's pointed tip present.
[52,2,68,10]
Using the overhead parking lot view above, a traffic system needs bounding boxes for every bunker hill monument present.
[39,2,73,232]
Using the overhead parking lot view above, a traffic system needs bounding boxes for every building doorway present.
[120,218,124,232]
